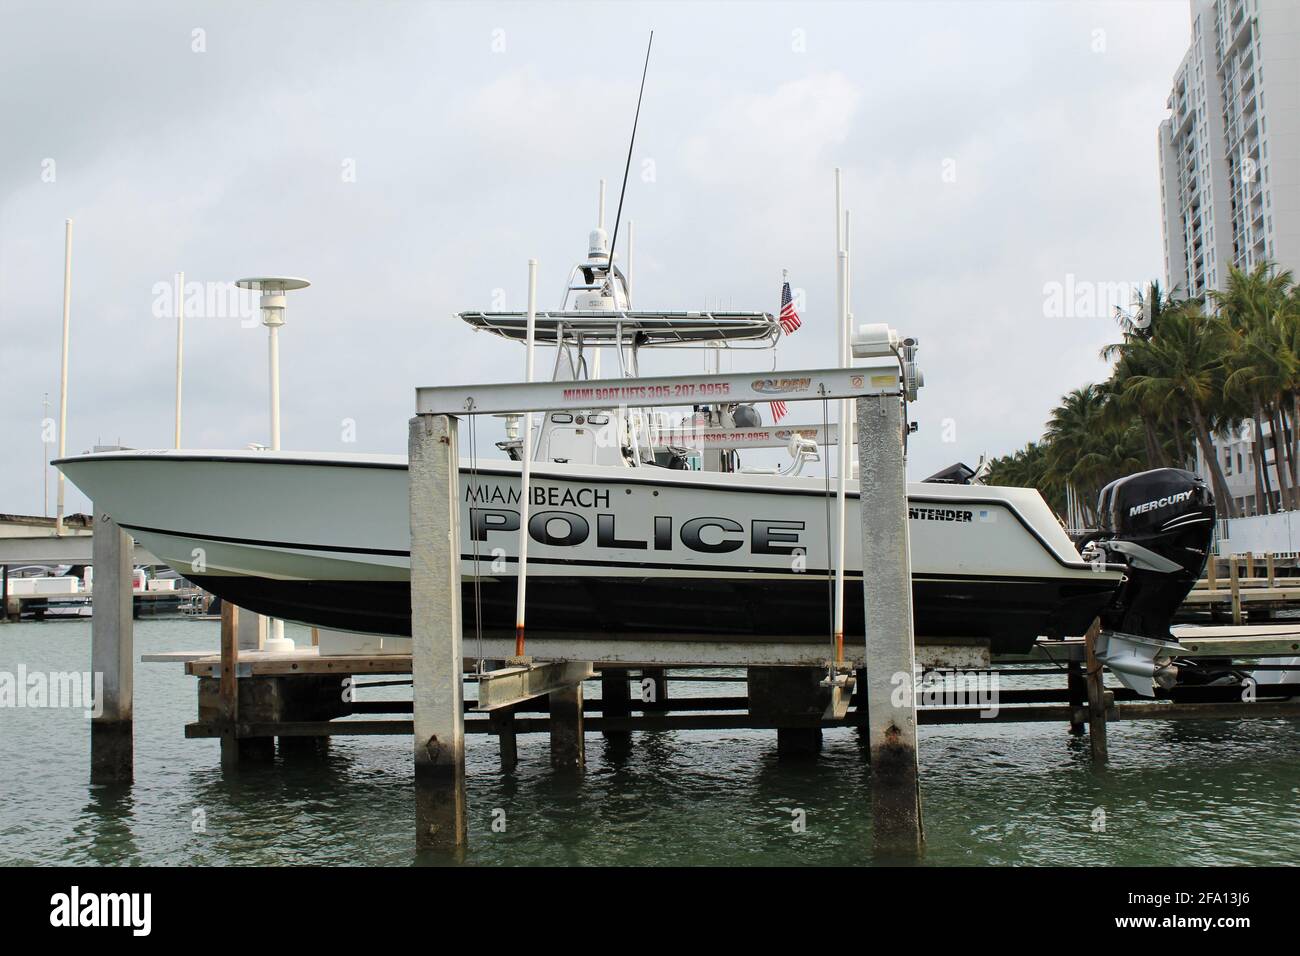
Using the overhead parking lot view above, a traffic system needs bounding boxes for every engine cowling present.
[1090,468,1215,640]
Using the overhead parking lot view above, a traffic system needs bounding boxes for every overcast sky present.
[0,0,1192,516]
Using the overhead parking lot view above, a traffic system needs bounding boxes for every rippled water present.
[2,619,1298,865]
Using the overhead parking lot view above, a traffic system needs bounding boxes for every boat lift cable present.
[466,407,485,670]
[604,31,653,302]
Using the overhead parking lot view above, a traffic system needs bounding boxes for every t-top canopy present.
[459,310,780,347]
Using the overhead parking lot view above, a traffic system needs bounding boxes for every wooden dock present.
[1190,551,1300,624]
[162,624,1300,749]
[4,586,202,622]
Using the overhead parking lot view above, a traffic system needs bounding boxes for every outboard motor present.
[1090,468,1215,641]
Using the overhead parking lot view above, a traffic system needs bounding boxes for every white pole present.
[830,169,847,658]
[267,302,285,648]
[626,219,634,308]
[598,179,606,231]
[844,210,852,318]
[43,392,50,517]
[268,325,281,452]
[174,271,185,448]
[834,168,843,257]
[834,250,850,659]
[55,219,72,535]
[514,258,538,656]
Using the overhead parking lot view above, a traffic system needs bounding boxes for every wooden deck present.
[168,623,1300,677]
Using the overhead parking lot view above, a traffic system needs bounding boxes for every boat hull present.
[186,572,1115,654]
[56,450,1122,654]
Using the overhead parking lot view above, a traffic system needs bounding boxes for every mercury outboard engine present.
[1087,468,1215,641]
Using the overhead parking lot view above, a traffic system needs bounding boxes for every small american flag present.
[770,277,801,423]
[778,279,802,334]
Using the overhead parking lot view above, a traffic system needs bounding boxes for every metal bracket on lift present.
[472,661,595,712]
[1094,631,1181,698]
[820,660,858,720]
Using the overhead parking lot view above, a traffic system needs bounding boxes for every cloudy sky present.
[1,0,1192,516]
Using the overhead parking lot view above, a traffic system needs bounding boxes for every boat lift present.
[409,324,924,855]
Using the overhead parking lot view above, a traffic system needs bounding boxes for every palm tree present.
[989,265,1300,521]
[1122,302,1239,516]
[987,441,1065,514]
[1212,263,1297,512]
[1102,281,1193,471]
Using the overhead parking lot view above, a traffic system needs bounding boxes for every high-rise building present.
[1158,0,1300,300]
[1158,1,1299,517]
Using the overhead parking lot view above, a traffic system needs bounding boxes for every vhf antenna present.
[605,30,653,297]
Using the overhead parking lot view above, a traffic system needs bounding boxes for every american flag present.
[771,277,801,422]
[778,279,802,334]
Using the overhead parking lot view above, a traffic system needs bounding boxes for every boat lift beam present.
[473,662,597,712]
[415,364,899,416]
[410,344,922,855]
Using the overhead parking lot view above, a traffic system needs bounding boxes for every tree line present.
[986,263,1300,524]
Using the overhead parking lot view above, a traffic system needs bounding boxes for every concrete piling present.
[549,683,585,771]
[490,706,519,771]
[856,393,923,854]
[600,667,632,747]
[409,414,467,852]
[90,512,133,783]
[748,666,827,756]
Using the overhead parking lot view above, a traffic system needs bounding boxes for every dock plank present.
[176,625,1300,675]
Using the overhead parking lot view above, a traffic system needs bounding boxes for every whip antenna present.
[606,31,653,292]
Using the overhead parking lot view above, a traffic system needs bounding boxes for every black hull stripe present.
[119,522,410,557]
[120,522,1114,586]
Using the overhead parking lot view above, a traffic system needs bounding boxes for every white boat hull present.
[56,450,1122,653]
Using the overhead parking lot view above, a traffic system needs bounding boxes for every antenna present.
[605,30,653,294]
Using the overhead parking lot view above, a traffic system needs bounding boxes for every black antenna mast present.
[605,31,653,293]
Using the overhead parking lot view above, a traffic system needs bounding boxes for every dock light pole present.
[515,259,539,657]
[55,219,72,535]
[236,276,311,652]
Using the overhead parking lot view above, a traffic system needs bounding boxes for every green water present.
[1,619,1298,866]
